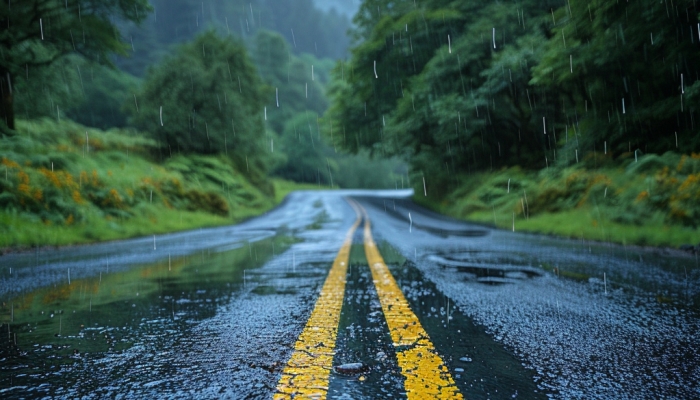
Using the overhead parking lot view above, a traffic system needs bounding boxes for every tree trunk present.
[1,71,15,131]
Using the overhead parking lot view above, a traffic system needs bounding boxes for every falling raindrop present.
[543,117,546,134]
[604,272,607,295]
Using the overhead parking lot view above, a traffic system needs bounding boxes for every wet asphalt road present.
[1,190,699,399]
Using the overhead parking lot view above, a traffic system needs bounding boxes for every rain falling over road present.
[1,190,699,398]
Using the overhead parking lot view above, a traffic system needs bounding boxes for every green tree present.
[67,63,141,129]
[0,0,151,131]
[251,30,328,135]
[131,30,274,180]
[11,53,84,121]
[531,0,700,156]
[328,0,583,194]
[274,111,333,184]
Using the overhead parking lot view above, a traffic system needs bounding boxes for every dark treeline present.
[1,0,350,129]
[116,0,351,76]
[326,0,700,196]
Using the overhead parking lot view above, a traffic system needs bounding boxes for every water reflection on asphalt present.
[360,195,700,399]
[1,190,698,399]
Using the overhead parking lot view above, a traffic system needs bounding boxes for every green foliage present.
[130,30,274,184]
[68,63,142,129]
[251,0,351,59]
[531,0,700,156]
[12,53,141,131]
[329,0,700,198]
[113,0,351,77]
[333,151,407,189]
[0,119,277,249]
[272,111,406,188]
[12,54,85,121]
[251,30,328,135]
[422,153,700,246]
[0,0,151,130]
[273,111,330,183]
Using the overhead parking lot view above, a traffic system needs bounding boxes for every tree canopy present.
[0,0,151,130]
[130,30,274,181]
[327,0,700,195]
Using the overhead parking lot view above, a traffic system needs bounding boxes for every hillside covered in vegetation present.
[0,0,406,250]
[0,119,282,249]
[324,0,700,247]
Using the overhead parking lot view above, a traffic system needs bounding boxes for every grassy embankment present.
[416,152,700,248]
[0,119,320,251]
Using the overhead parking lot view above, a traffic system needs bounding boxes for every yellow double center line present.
[275,199,463,399]
[275,200,362,399]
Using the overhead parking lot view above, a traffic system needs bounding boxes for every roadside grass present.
[271,178,328,204]
[0,119,289,251]
[415,153,700,249]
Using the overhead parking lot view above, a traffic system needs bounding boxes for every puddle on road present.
[427,242,699,312]
[381,243,546,399]
[0,235,295,397]
[413,236,700,398]
[429,252,543,285]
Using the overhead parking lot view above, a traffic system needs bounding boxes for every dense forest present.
[1,0,403,184]
[328,0,700,190]
[1,0,699,247]
[0,0,401,247]
[322,0,700,240]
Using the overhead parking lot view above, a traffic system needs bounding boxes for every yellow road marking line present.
[275,200,362,400]
[352,199,464,399]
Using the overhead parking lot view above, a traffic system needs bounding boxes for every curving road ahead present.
[1,190,698,399]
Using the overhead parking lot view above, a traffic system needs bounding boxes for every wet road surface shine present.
[356,200,463,399]
[277,199,462,399]
[275,201,362,399]
[4,190,697,398]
